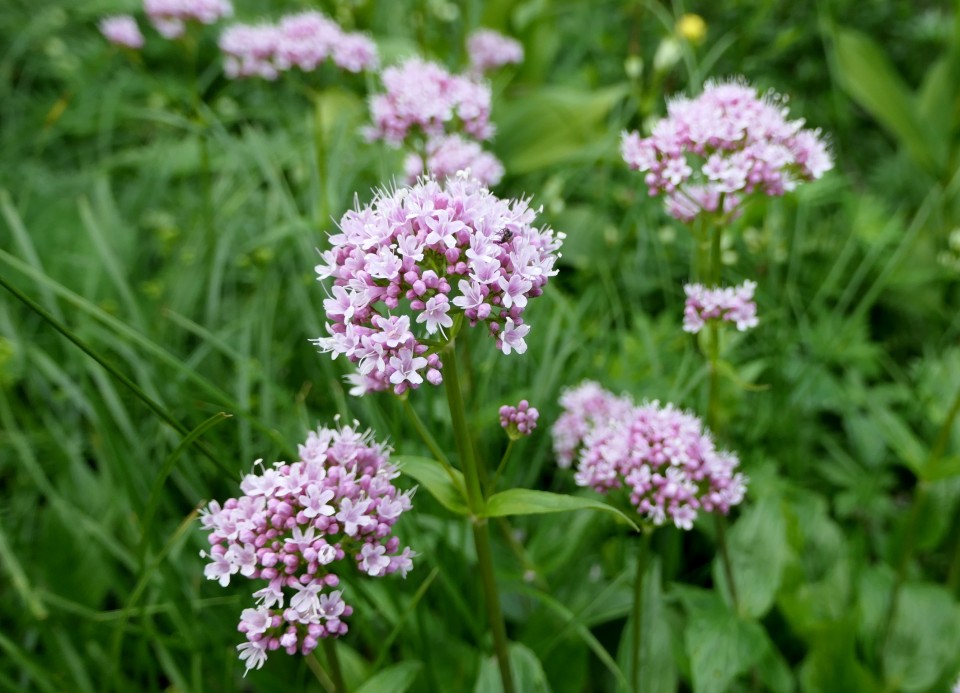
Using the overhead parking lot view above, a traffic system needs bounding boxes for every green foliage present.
[2,0,960,691]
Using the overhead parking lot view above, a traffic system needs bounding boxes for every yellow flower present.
[676,13,707,45]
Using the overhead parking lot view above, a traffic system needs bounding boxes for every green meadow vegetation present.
[2,0,959,691]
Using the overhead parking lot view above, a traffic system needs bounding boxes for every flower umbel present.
[404,134,504,187]
[682,280,758,334]
[621,78,832,222]
[219,11,378,80]
[314,175,564,395]
[200,423,415,675]
[366,57,494,146]
[553,382,747,530]
[144,0,233,39]
[466,29,524,74]
[99,15,145,49]
[499,400,539,438]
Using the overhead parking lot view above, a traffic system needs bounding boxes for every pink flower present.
[200,423,414,673]
[621,78,832,221]
[218,11,377,80]
[683,280,759,334]
[499,400,539,437]
[99,15,145,49]
[315,176,564,394]
[553,382,748,530]
[366,57,493,146]
[145,0,233,39]
[467,29,524,73]
[404,134,504,186]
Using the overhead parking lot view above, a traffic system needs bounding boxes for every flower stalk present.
[442,339,515,693]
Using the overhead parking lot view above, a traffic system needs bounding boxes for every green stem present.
[322,638,348,693]
[631,530,653,693]
[400,397,459,485]
[882,384,960,657]
[442,341,515,693]
[0,275,230,475]
[486,439,515,495]
[714,514,739,612]
[313,92,331,225]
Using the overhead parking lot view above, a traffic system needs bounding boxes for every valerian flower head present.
[366,57,494,146]
[553,382,747,530]
[404,134,504,187]
[315,174,564,395]
[144,0,233,39]
[200,422,415,675]
[682,280,758,334]
[99,15,145,49]
[499,400,539,438]
[621,78,832,222]
[219,11,377,80]
[466,29,524,74]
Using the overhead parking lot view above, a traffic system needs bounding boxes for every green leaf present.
[681,590,766,693]
[713,495,789,619]
[882,582,960,692]
[798,618,879,693]
[495,85,628,174]
[833,29,942,175]
[394,455,469,515]
[482,489,639,531]
[919,455,960,482]
[474,642,552,693]
[863,400,926,475]
[355,661,422,693]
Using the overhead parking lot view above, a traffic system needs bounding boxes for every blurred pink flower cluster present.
[553,382,747,530]
[682,280,758,334]
[466,28,524,73]
[144,0,232,39]
[219,11,378,80]
[621,79,832,222]
[200,423,415,674]
[314,175,564,395]
[99,15,145,49]
[366,57,494,146]
[404,134,505,187]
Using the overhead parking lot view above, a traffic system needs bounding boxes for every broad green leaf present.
[474,642,551,693]
[681,590,766,693]
[882,582,960,692]
[482,489,639,531]
[394,455,469,515]
[713,495,789,618]
[355,661,422,693]
[496,85,628,174]
[798,619,879,693]
[833,29,942,175]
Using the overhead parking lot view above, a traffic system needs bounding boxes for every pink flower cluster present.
[499,400,539,437]
[404,134,504,187]
[366,57,494,146]
[199,423,415,674]
[621,79,832,222]
[467,29,524,73]
[219,11,378,80]
[144,0,233,39]
[314,175,564,396]
[552,382,747,530]
[99,15,145,49]
[682,280,758,334]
